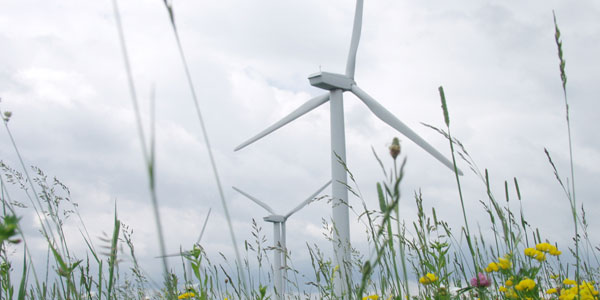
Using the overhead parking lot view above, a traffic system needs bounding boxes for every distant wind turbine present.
[232,181,331,300]
[235,0,462,295]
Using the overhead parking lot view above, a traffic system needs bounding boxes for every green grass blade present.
[107,209,121,300]
[17,246,27,300]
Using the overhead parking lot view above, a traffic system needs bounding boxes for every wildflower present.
[515,278,536,292]
[389,137,401,159]
[547,288,558,294]
[178,292,195,299]
[563,278,577,286]
[485,262,499,272]
[524,247,537,257]
[559,281,599,300]
[580,281,599,296]
[470,273,491,287]
[536,242,562,256]
[498,256,512,269]
[535,252,546,262]
[524,248,547,262]
[331,265,340,280]
[500,286,518,299]
[419,273,438,285]
[363,295,379,300]
[505,278,514,286]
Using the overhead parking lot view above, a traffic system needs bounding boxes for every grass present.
[0,6,598,300]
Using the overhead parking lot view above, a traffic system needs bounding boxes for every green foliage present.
[0,215,20,245]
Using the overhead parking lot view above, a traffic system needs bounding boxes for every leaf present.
[49,243,68,276]
[376,183,386,212]
[17,246,27,300]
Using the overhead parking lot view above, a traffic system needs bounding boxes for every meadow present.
[0,3,599,300]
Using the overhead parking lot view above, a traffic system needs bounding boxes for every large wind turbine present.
[235,0,462,295]
[232,181,331,300]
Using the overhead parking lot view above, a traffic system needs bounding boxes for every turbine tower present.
[233,181,331,300]
[235,0,462,295]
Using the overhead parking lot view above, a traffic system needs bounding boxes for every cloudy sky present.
[1,0,599,290]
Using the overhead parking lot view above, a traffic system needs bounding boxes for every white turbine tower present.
[235,0,462,295]
[232,181,331,300]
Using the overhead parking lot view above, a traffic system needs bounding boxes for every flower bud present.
[389,137,400,159]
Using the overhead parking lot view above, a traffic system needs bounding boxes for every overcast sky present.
[1,0,599,290]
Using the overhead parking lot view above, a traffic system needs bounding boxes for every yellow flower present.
[536,242,562,256]
[419,273,438,285]
[178,292,195,299]
[498,257,512,269]
[563,278,577,286]
[535,252,547,262]
[363,295,378,300]
[559,281,599,300]
[515,278,536,292]
[524,248,547,262]
[580,281,599,295]
[536,242,550,251]
[485,262,499,272]
[524,248,537,257]
[332,265,340,280]
[547,288,558,294]
[505,279,514,286]
[501,287,518,299]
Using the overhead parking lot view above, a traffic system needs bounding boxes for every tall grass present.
[0,9,598,300]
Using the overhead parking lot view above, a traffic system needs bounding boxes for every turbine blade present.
[351,85,463,175]
[232,186,276,214]
[285,180,332,219]
[196,208,212,244]
[158,208,212,258]
[155,252,187,258]
[345,0,364,79]
[235,93,330,151]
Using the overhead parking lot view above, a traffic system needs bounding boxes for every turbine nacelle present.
[263,215,285,223]
[308,72,355,91]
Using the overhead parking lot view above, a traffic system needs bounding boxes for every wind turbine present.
[235,0,462,295]
[232,181,331,300]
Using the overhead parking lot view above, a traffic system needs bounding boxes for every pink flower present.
[470,273,491,287]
